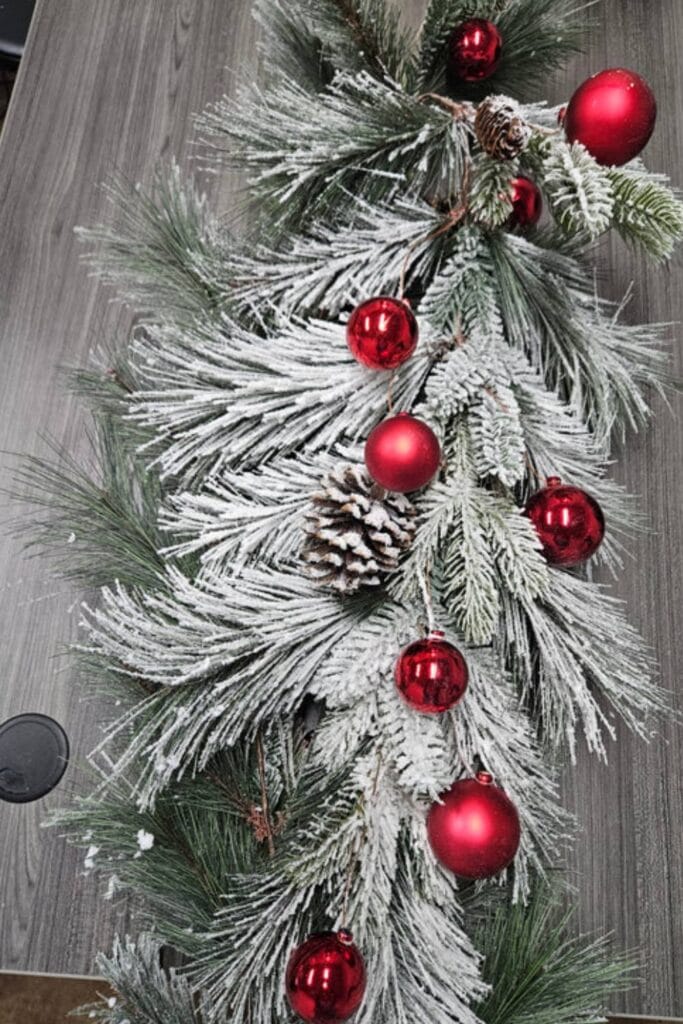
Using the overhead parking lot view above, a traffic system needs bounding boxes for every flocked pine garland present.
[15,1,683,1022]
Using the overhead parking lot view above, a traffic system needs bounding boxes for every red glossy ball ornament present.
[526,476,605,567]
[346,297,418,370]
[395,630,469,714]
[448,18,502,82]
[427,771,521,879]
[364,413,441,493]
[286,930,366,1024]
[508,177,543,229]
[564,68,657,166]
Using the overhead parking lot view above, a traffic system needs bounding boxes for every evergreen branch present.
[533,138,614,238]
[418,0,586,100]
[81,935,207,1024]
[214,195,447,318]
[255,0,419,90]
[468,151,518,229]
[126,313,432,484]
[501,572,669,758]
[609,164,683,261]
[13,420,167,591]
[198,71,471,230]
[474,885,633,1024]
[487,232,671,445]
[78,165,225,321]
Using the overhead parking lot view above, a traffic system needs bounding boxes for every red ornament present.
[448,18,502,82]
[427,771,521,879]
[364,413,441,493]
[564,68,657,166]
[346,297,418,370]
[525,476,605,567]
[557,105,567,126]
[395,630,469,714]
[508,177,543,229]
[286,929,366,1023]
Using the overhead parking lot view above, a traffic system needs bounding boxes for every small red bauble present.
[395,630,469,714]
[448,18,502,82]
[346,296,418,370]
[364,413,441,493]
[427,771,521,879]
[525,476,605,567]
[286,930,366,1024]
[564,68,657,166]
[508,177,543,229]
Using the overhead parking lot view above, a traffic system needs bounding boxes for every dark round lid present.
[0,713,69,803]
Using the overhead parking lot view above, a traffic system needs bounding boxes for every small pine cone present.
[474,95,531,161]
[302,464,417,594]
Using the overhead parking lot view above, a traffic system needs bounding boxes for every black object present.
[0,713,69,803]
[0,0,35,67]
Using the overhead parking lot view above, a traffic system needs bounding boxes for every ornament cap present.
[546,475,562,487]
[428,629,446,641]
[475,770,494,786]
[337,928,354,945]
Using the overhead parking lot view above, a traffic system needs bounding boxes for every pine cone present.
[474,95,531,161]
[302,464,417,594]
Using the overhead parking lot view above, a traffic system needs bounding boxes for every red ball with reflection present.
[346,296,418,370]
[509,176,543,229]
[395,630,469,714]
[364,413,441,493]
[526,476,605,567]
[286,930,366,1024]
[448,18,502,82]
[564,68,657,166]
[427,771,521,879]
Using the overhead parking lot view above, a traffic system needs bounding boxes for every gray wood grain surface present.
[0,0,680,1016]
[0,0,256,979]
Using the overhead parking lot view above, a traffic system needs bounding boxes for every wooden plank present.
[610,1018,683,1024]
[551,2,683,1016]
[0,972,114,1024]
[0,0,256,975]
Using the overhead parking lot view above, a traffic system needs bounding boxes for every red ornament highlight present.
[508,176,543,229]
[448,18,502,82]
[525,476,605,567]
[564,68,657,166]
[395,630,469,714]
[427,771,521,879]
[346,296,418,370]
[364,413,441,494]
[286,930,366,1024]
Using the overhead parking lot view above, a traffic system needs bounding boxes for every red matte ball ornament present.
[564,68,657,166]
[525,476,605,567]
[364,413,441,493]
[346,297,419,370]
[508,177,543,229]
[448,18,502,82]
[427,771,521,879]
[395,630,469,714]
[286,930,366,1024]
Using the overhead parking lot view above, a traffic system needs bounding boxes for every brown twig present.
[256,733,276,858]
[416,92,474,122]
[399,162,473,299]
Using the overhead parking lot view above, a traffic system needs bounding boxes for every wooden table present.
[0,0,680,1017]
